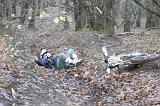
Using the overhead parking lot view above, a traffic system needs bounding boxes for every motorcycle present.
[102,46,160,73]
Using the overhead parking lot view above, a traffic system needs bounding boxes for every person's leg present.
[55,49,82,69]
[66,48,83,67]
[56,53,68,69]
[66,49,76,59]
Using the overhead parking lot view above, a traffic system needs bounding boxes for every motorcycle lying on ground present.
[102,46,160,74]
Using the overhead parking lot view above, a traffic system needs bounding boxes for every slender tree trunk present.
[20,0,28,24]
[146,11,151,28]
[12,0,17,20]
[136,6,141,27]
[28,0,36,28]
[146,11,155,28]
[154,15,159,26]
[4,0,12,20]
[145,0,156,28]
[42,0,48,9]
[94,0,103,31]
[73,0,83,31]
[85,1,95,30]
[154,3,160,26]
[103,0,115,36]
[37,0,42,16]
[0,0,5,18]
[124,0,131,32]
[63,0,69,30]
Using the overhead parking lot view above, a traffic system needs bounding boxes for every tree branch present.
[152,0,160,8]
[133,0,160,17]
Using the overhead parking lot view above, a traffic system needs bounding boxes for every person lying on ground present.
[36,48,83,69]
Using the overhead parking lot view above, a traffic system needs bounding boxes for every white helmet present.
[40,49,47,55]
[46,53,51,57]
[40,49,51,58]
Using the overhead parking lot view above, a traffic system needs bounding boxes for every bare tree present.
[3,0,12,20]
[136,4,142,27]
[72,0,84,31]
[103,0,115,36]
[20,0,29,24]
[11,0,17,20]
[145,0,159,28]
[133,0,160,17]
[0,0,5,18]
[63,0,70,30]
[124,0,131,32]
[28,0,36,28]
[37,0,42,16]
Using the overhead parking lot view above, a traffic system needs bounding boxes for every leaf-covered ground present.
[0,17,160,106]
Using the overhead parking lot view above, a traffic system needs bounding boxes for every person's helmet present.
[46,53,51,57]
[40,48,51,58]
[40,49,47,55]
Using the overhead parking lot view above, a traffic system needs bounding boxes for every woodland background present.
[0,0,160,106]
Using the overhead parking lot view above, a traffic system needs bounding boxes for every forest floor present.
[0,14,160,106]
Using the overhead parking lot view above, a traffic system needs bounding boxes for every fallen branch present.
[146,26,160,30]
[116,32,134,36]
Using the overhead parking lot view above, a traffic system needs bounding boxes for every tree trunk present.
[133,0,160,17]
[124,0,131,32]
[28,0,36,28]
[154,15,159,26]
[145,0,160,28]
[11,0,17,20]
[20,0,28,24]
[94,0,103,31]
[3,0,12,20]
[136,5,141,27]
[0,0,5,18]
[73,0,83,31]
[146,11,155,28]
[154,3,160,26]
[103,0,115,36]
[42,0,48,9]
[63,0,69,30]
[85,1,95,30]
[37,0,42,16]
